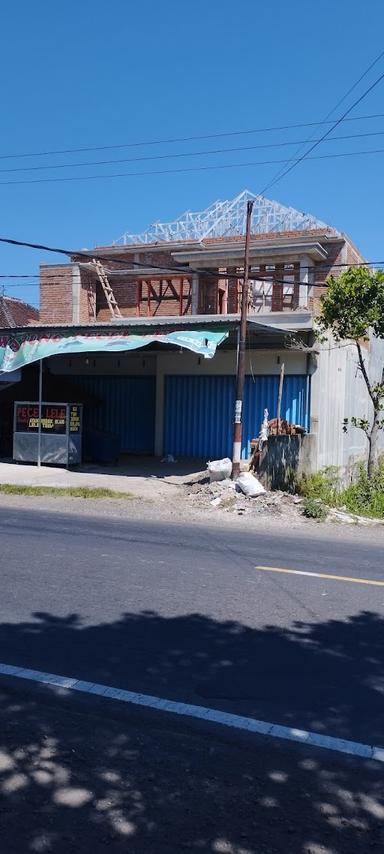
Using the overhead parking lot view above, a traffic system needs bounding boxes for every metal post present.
[37,359,43,467]
[232,200,254,479]
[276,362,285,434]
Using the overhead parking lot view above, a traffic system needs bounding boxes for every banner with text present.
[0,329,228,373]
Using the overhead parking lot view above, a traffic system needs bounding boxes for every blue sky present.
[1,0,384,307]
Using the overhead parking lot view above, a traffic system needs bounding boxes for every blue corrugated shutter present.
[164,375,234,459]
[164,374,309,459]
[69,375,156,453]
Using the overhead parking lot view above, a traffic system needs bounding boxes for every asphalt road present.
[0,500,384,852]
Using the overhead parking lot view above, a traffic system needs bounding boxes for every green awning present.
[0,328,229,373]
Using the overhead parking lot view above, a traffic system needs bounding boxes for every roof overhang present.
[173,241,329,266]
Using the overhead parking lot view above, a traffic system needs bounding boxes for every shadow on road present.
[0,609,384,851]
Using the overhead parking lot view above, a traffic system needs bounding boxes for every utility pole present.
[232,199,254,479]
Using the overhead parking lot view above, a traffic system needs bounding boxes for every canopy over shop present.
[0,319,312,466]
[0,325,229,466]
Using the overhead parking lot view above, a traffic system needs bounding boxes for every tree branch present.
[356,340,375,405]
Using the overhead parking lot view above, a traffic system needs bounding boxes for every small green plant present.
[302,497,328,521]
[341,461,384,518]
[296,461,384,520]
[296,467,340,504]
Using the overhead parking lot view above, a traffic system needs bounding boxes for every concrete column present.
[154,355,165,456]
[72,265,81,324]
[299,255,312,308]
[191,273,199,314]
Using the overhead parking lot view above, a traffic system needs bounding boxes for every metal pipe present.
[276,362,285,433]
[37,359,43,467]
[231,200,254,479]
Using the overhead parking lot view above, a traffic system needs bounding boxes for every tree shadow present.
[1,608,384,852]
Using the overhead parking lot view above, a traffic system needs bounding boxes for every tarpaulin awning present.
[0,329,229,373]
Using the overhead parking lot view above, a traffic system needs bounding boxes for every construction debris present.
[207,458,233,482]
[236,472,266,497]
[185,475,302,519]
[328,508,384,527]
[249,417,305,472]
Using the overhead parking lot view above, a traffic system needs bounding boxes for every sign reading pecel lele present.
[13,401,83,466]
[15,403,67,434]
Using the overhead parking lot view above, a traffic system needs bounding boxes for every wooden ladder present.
[92,259,122,319]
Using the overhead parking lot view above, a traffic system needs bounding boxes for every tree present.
[318,266,384,478]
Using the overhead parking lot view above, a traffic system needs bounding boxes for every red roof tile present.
[0,296,39,328]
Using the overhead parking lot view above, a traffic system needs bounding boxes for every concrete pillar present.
[191,272,199,314]
[72,265,81,324]
[299,255,312,308]
[154,355,165,456]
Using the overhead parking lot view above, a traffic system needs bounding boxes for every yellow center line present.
[255,565,384,587]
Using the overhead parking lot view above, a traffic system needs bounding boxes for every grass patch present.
[296,461,384,520]
[0,484,135,500]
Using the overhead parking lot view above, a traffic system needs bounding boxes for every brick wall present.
[96,277,192,321]
[79,267,96,323]
[227,268,239,314]
[39,265,74,324]
[38,235,367,325]
[311,237,365,314]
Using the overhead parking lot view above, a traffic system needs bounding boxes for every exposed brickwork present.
[199,273,219,314]
[39,265,74,324]
[311,237,365,314]
[38,228,367,325]
[0,296,38,327]
[227,268,240,314]
[79,268,96,323]
[96,277,192,321]
[346,239,365,266]
[204,228,336,245]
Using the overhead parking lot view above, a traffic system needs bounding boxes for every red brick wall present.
[79,268,96,323]
[96,277,192,321]
[227,268,239,314]
[311,238,364,314]
[80,249,192,321]
[199,273,219,314]
[39,265,73,324]
[38,236,366,324]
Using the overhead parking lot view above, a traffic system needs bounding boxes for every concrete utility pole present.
[232,200,254,479]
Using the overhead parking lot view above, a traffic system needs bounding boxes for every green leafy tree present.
[319,267,384,478]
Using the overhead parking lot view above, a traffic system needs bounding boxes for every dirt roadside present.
[1,484,383,548]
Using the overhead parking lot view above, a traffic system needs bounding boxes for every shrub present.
[296,467,340,505]
[302,498,328,521]
[341,462,384,518]
[297,461,384,519]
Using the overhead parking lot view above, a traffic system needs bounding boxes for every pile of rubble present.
[185,475,303,518]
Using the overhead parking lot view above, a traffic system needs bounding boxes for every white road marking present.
[0,661,383,763]
[255,565,384,587]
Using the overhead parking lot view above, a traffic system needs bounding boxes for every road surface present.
[0,498,383,852]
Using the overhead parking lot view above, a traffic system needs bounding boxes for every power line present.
[0,234,325,290]
[1,112,384,162]
[267,49,384,195]
[1,145,384,187]
[2,257,384,282]
[258,66,384,196]
[1,129,384,176]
